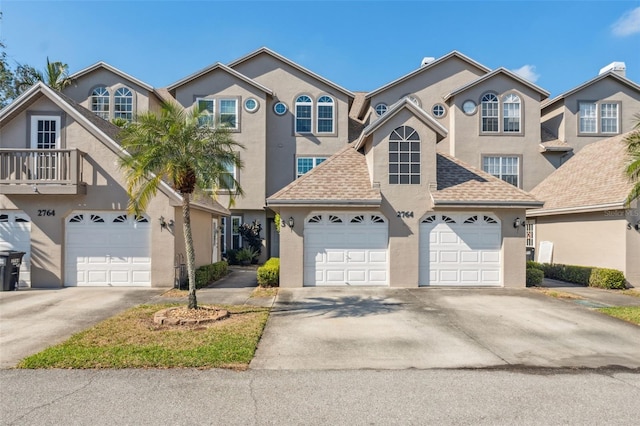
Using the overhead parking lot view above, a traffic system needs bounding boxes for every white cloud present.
[511,65,540,83]
[612,7,640,37]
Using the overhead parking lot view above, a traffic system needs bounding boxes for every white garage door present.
[0,211,31,288]
[304,213,388,286]
[419,213,501,286]
[65,212,151,287]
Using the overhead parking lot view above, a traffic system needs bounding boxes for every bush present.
[192,261,229,289]
[257,258,279,287]
[589,268,627,289]
[526,268,544,287]
[537,263,626,289]
[236,247,259,265]
[225,249,238,265]
[239,221,263,258]
[526,261,544,271]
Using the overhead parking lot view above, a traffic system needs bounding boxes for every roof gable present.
[166,62,274,95]
[227,47,354,99]
[541,71,640,111]
[443,67,550,101]
[355,97,448,149]
[529,132,634,215]
[365,51,491,100]
[69,61,153,91]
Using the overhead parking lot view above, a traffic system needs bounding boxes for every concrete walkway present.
[540,278,640,307]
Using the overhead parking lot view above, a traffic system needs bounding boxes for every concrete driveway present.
[251,287,640,370]
[0,287,163,368]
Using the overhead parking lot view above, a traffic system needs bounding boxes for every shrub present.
[239,220,263,258]
[538,263,626,289]
[589,268,626,289]
[526,268,544,287]
[527,261,544,271]
[257,257,279,287]
[192,261,229,289]
[225,249,238,265]
[236,247,259,265]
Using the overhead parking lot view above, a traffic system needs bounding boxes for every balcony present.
[0,149,87,195]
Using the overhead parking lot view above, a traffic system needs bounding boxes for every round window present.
[274,102,288,115]
[375,103,388,116]
[244,98,259,113]
[462,100,477,115]
[432,104,446,118]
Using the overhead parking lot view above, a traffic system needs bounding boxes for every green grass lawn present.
[18,304,269,369]
[597,306,640,326]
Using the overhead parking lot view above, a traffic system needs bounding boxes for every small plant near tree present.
[235,247,258,266]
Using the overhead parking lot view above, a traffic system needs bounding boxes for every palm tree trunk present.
[182,193,198,309]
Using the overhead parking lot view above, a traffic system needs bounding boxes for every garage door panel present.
[66,212,151,287]
[304,213,388,286]
[420,213,501,287]
[0,211,32,288]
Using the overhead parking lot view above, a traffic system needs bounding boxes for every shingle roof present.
[56,90,123,141]
[443,67,550,101]
[434,153,542,206]
[529,132,634,214]
[267,144,381,206]
[68,61,154,91]
[267,144,541,208]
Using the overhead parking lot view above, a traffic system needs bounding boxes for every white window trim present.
[219,98,238,130]
[316,95,334,134]
[296,156,327,178]
[482,155,520,188]
[502,93,521,133]
[30,115,61,149]
[231,216,242,250]
[90,86,110,120]
[375,103,388,116]
[113,86,134,121]
[481,93,500,133]
[196,98,216,128]
[220,217,227,254]
[525,219,535,248]
[578,100,620,135]
[295,95,313,134]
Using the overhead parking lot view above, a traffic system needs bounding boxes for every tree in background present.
[14,57,71,93]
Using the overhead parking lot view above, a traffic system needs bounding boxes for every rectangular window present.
[525,220,535,248]
[220,99,238,129]
[317,105,333,133]
[220,217,227,254]
[482,103,499,132]
[503,102,520,132]
[296,157,326,178]
[231,216,242,250]
[600,103,618,134]
[296,105,312,133]
[483,156,519,187]
[579,102,597,133]
[196,98,215,127]
[389,139,420,184]
[219,160,236,191]
[30,115,61,180]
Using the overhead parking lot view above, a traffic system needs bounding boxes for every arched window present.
[114,87,133,121]
[503,93,521,133]
[389,125,420,184]
[316,95,334,133]
[295,95,312,133]
[91,86,110,120]
[481,93,499,132]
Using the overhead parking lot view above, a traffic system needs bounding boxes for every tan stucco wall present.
[63,68,151,119]
[449,74,549,191]
[173,206,219,269]
[0,97,180,287]
[231,53,351,197]
[534,211,627,275]
[626,205,640,287]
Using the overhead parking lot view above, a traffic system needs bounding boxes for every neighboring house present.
[268,98,542,287]
[0,83,228,288]
[528,132,639,287]
[541,63,640,162]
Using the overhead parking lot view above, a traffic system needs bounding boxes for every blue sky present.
[1,0,639,97]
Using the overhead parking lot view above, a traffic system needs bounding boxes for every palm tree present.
[625,114,640,206]
[119,101,244,309]
[14,57,71,93]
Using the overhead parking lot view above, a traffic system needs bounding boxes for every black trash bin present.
[0,251,25,291]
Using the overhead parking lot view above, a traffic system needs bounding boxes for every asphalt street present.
[1,368,639,425]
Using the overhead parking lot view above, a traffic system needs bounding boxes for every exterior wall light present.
[287,217,295,228]
[513,217,523,228]
[159,216,174,231]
